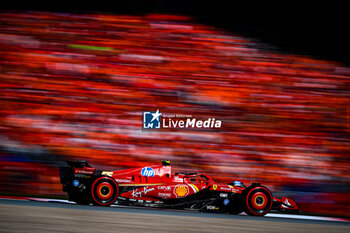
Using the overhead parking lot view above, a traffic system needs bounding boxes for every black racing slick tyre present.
[91,176,119,206]
[244,186,273,216]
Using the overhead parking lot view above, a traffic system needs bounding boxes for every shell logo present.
[174,185,189,197]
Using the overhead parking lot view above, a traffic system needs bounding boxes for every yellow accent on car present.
[190,184,199,192]
[102,171,113,176]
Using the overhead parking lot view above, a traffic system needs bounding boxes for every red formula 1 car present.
[59,160,298,216]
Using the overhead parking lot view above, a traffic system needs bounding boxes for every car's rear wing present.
[59,161,93,186]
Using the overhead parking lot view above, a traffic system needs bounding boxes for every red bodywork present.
[67,161,298,215]
[101,164,245,201]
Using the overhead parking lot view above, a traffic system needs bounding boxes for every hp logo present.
[141,167,155,177]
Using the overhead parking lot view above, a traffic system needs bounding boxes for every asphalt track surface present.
[0,199,349,233]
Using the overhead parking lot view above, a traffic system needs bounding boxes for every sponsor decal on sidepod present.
[141,167,155,177]
[174,185,189,197]
[158,193,171,199]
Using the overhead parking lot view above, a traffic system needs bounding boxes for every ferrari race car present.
[59,160,298,216]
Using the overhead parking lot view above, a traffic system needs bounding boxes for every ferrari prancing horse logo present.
[213,184,217,190]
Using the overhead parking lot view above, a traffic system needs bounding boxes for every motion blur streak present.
[0,12,349,216]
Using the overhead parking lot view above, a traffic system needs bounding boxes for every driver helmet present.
[233,180,244,187]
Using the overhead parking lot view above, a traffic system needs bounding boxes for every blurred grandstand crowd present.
[0,12,349,216]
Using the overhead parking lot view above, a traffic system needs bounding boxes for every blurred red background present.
[0,12,349,217]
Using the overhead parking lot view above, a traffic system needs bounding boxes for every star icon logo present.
[143,109,162,129]
[151,109,161,122]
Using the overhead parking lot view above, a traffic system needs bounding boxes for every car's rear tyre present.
[91,176,119,206]
[244,186,273,216]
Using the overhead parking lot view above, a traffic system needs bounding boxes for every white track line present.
[265,213,349,223]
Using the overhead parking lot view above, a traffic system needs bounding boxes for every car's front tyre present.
[244,185,273,216]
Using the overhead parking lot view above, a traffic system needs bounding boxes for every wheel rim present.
[251,192,268,210]
[97,182,113,199]
[91,177,118,206]
[245,187,272,216]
